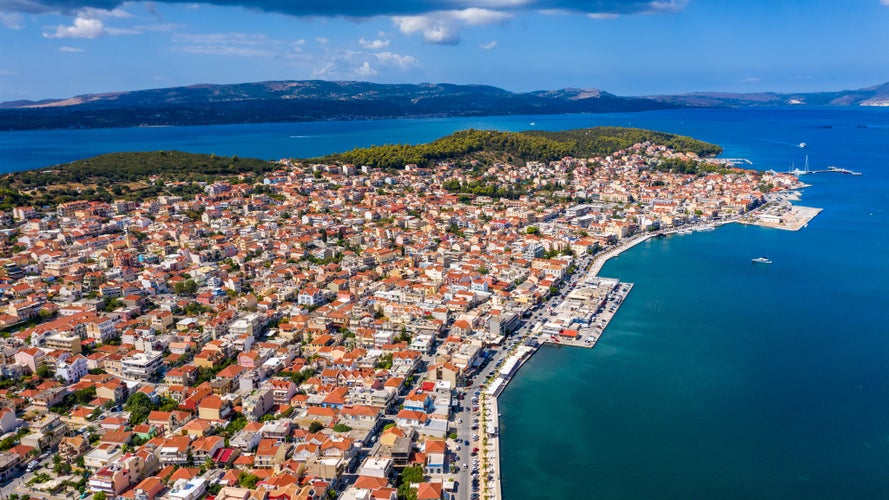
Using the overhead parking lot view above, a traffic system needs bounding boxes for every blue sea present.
[2,107,888,497]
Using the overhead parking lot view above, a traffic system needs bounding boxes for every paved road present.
[448,252,601,500]
[338,251,601,500]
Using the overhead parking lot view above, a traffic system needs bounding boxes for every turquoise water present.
[2,107,888,497]
[499,109,889,498]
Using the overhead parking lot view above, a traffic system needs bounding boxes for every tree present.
[308,421,324,433]
[124,391,155,425]
[53,459,72,475]
[397,465,425,500]
[333,423,352,433]
[173,279,198,296]
[376,353,393,370]
[225,413,248,435]
[526,226,540,235]
[36,364,53,379]
[94,492,107,500]
[401,465,424,484]
[238,473,259,489]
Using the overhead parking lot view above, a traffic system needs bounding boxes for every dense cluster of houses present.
[0,142,798,500]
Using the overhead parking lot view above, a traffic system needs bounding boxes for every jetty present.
[812,166,862,176]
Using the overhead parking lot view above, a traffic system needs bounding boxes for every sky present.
[1,0,888,102]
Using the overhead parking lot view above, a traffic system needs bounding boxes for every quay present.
[741,201,822,231]
[474,235,645,500]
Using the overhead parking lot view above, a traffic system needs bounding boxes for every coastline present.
[477,230,656,500]
[482,186,821,499]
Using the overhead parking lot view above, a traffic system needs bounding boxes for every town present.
[0,141,803,500]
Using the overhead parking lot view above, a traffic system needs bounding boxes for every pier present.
[811,166,862,175]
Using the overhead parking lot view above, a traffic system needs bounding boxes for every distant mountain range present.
[0,80,886,131]
[645,81,889,108]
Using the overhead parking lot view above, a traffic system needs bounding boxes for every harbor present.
[473,235,643,500]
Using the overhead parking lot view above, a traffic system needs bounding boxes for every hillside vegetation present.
[0,151,275,210]
[316,126,721,169]
[0,127,720,210]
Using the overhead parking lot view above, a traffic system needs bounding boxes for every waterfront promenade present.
[476,232,655,500]
[472,197,817,500]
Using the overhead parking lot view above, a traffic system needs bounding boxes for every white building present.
[121,351,163,382]
[57,354,88,383]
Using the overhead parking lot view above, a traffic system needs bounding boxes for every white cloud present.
[355,61,377,77]
[359,37,389,49]
[0,12,24,29]
[314,49,418,79]
[882,0,889,6]
[588,12,619,19]
[451,7,511,25]
[59,46,85,52]
[44,16,105,39]
[393,15,459,44]
[315,36,329,44]
[374,51,417,69]
[479,40,497,50]
[646,0,687,13]
[393,8,511,45]
[105,26,139,35]
[42,7,140,39]
[741,76,761,83]
[173,32,279,57]
[282,40,309,60]
[77,7,131,18]
[132,22,181,32]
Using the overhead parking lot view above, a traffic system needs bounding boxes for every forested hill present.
[8,151,275,188]
[0,80,673,131]
[0,151,276,210]
[316,126,722,169]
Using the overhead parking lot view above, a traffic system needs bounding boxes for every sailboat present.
[789,155,810,176]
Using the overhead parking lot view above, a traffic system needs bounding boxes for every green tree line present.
[316,126,722,170]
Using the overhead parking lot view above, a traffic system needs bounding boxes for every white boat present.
[789,155,811,176]
[799,142,807,148]
[751,257,772,264]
